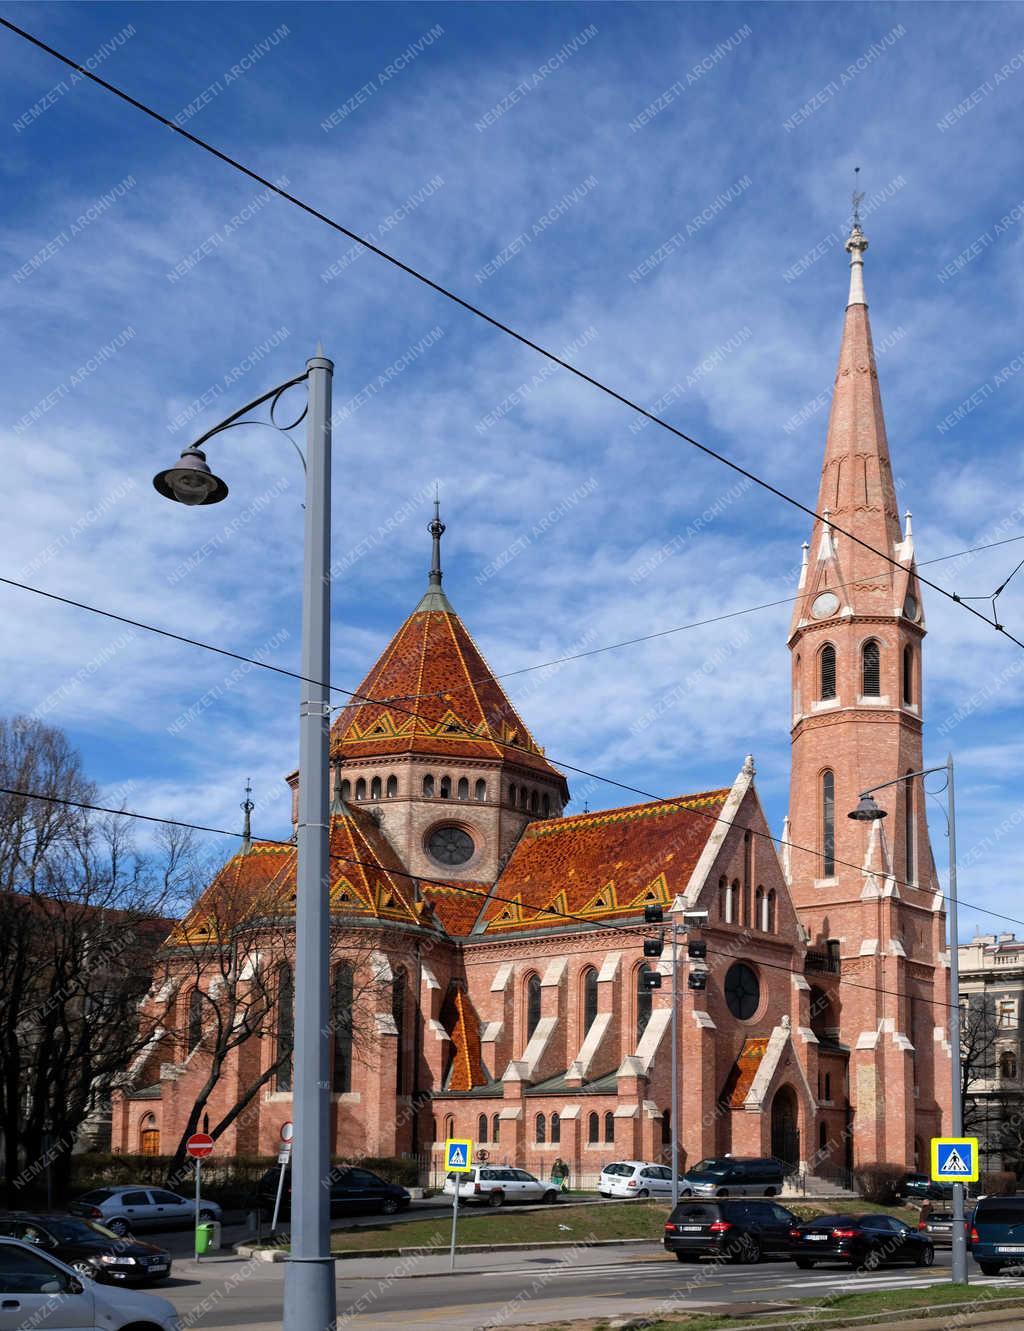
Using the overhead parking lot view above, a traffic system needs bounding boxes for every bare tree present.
[961,993,999,1137]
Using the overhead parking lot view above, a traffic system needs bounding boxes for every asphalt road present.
[150,1242,1024,1330]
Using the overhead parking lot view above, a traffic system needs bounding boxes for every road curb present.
[235,1236,656,1263]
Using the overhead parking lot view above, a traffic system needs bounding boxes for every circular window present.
[724,963,760,1020]
[903,594,919,622]
[811,591,840,619]
[427,825,475,866]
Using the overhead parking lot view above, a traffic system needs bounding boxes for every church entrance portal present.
[770,1085,800,1171]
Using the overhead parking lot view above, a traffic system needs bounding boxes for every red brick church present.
[113,221,951,1181]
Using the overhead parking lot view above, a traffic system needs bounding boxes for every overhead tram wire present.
[0,541,1015,912]
[0,780,982,1018]
[2,19,1023,656]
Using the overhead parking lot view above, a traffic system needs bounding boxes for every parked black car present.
[256,1165,410,1220]
[969,1193,1024,1273]
[664,1198,800,1263]
[0,1214,172,1285]
[790,1213,935,1268]
[896,1172,954,1202]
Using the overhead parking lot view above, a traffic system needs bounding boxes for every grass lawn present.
[329,1200,670,1252]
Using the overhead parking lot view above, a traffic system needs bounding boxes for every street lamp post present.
[154,351,337,1330]
[849,754,966,1284]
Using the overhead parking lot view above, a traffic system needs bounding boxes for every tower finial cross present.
[851,165,865,230]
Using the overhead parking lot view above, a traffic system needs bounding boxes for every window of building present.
[139,1114,160,1156]
[583,967,599,1034]
[794,653,801,714]
[440,776,451,799]
[475,779,487,801]
[820,644,837,700]
[444,1114,454,1139]
[423,774,435,798]
[386,775,398,798]
[819,1121,828,1151]
[392,967,406,1095]
[636,964,653,1041]
[822,770,836,876]
[661,1108,671,1145]
[1001,1051,1018,1080]
[509,784,517,806]
[551,1112,561,1144]
[431,1116,437,1142]
[542,793,551,815]
[903,644,914,705]
[588,1111,599,1144]
[824,1072,831,1100]
[492,1113,500,1143]
[187,987,203,1052]
[355,777,366,801]
[332,963,353,1094]
[862,640,881,696]
[341,779,351,802]
[458,777,469,800]
[722,876,734,924]
[999,999,1018,1028]
[478,1113,488,1144]
[904,771,915,885]
[536,1113,546,1144]
[520,787,528,810]
[755,887,765,931]
[530,790,539,813]
[526,973,542,1039]
[276,964,293,1092]
[767,889,777,933]
[370,776,382,800]
[604,1110,615,1143]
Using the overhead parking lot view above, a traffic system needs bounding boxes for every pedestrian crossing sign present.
[445,1138,473,1173]
[931,1136,979,1182]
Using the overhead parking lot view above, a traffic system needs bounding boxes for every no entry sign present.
[186,1132,215,1159]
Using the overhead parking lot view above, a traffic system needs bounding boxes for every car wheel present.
[72,1260,97,1279]
[763,1188,776,1197]
[542,1190,558,1204]
[487,1191,504,1208]
[599,1191,611,1199]
[731,1236,760,1264]
[795,1257,814,1270]
[915,1245,935,1267]
[675,1251,698,1262]
[107,1218,131,1237]
[636,1189,650,1199]
[979,1261,1003,1275]
[380,1198,400,1215]
[680,1188,692,1197]
[717,1190,729,1198]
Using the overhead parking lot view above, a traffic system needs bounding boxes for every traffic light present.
[644,904,664,924]
[643,937,664,957]
[687,939,708,960]
[641,970,663,991]
[688,970,708,991]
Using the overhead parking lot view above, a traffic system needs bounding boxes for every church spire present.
[415,491,454,612]
[240,778,254,854]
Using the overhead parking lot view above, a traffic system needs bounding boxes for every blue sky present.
[1,1,1023,938]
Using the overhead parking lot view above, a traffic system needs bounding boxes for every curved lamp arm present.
[192,372,309,450]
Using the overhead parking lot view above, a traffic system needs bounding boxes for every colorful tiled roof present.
[720,1037,770,1108]
[420,879,493,937]
[441,986,487,1091]
[329,601,566,787]
[478,789,730,934]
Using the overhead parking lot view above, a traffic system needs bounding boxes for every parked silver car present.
[0,1237,181,1330]
[598,1161,675,1199]
[69,1186,221,1235]
[443,1166,559,1207]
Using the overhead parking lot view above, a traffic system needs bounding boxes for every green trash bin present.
[195,1222,212,1256]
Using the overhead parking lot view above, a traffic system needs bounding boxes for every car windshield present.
[43,1219,120,1242]
[690,1159,729,1177]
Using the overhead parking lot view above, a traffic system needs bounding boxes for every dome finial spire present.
[845,166,869,306]
[428,484,445,591]
[240,778,254,854]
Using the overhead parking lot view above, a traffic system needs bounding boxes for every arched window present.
[332,963,353,1094]
[822,770,836,877]
[1001,1051,1018,1080]
[794,653,801,714]
[731,878,741,926]
[661,1108,671,1145]
[509,784,517,806]
[370,776,382,800]
[431,1116,438,1142]
[457,777,469,800]
[423,774,435,797]
[819,1121,828,1151]
[526,973,542,1039]
[824,1072,832,1099]
[767,889,777,933]
[492,1113,500,1143]
[392,967,406,1095]
[355,777,366,801]
[276,965,293,1092]
[903,644,914,705]
[139,1114,160,1156]
[604,1110,615,1143]
[386,775,398,798]
[542,793,551,815]
[820,644,837,700]
[475,779,487,801]
[756,887,766,932]
[341,779,351,802]
[519,787,528,810]
[862,639,881,696]
[904,771,915,884]
[724,878,735,925]
[444,1114,454,1140]
[536,1113,546,1144]
[478,1113,488,1144]
[187,988,203,1052]
[440,775,451,799]
[530,790,539,813]
[551,1111,560,1144]
[582,967,599,1033]
[636,964,653,1041]
[588,1111,599,1144]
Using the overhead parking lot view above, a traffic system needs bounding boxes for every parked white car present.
[0,1237,181,1330]
[69,1185,222,1235]
[443,1165,560,1207]
[599,1161,675,1199]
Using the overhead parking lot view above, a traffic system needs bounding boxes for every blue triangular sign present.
[449,1145,465,1166]
[941,1146,969,1174]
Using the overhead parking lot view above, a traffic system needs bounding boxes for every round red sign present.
[186,1133,215,1158]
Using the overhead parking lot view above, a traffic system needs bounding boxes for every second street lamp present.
[154,350,336,1331]
[848,755,966,1285]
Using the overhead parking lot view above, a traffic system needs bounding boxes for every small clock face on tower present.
[427,825,475,866]
[811,591,840,619]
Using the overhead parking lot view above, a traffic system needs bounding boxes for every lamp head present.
[153,447,228,506]
[849,793,887,821]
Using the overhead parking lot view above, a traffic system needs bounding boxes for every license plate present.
[806,1234,829,1241]
[681,1225,702,1232]
[997,1246,1024,1253]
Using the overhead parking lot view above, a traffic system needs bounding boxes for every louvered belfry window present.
[862,640,881,696]
[820,644,837,700]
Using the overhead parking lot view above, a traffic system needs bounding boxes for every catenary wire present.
[0,781,970,1016]
[2,18,1023,657]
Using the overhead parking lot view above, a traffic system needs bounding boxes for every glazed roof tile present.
[420,879,493,936]
[478,789,730,934]
[441,986,487,1092]
[720,1037,770,1108]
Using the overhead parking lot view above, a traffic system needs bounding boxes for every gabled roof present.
[476,788,731,934]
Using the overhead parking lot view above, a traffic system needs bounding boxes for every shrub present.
[981,1170,1018,1196]
[853,1162,906,1204]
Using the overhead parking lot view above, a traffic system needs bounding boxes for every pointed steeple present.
[416,491,454,613]
[240,778,254,854]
